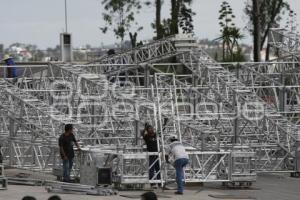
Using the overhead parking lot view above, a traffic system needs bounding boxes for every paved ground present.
[218,173,300,200]
[1,173,300,200]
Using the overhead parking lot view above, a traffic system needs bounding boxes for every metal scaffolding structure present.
[0,29,299,186]
[269,28,300,55]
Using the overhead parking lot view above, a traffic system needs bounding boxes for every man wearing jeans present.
[58,124,80,182]
[166,135,189,195]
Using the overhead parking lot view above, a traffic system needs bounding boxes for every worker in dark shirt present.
[58,124,81,182]
[142,124,161,188]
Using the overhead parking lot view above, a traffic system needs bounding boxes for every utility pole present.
[65,0,68,33]
[60,0,72,62]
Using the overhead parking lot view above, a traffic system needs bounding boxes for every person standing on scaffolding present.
[142,123,161,188]
[2,54,17,79]
[59,124,81,182]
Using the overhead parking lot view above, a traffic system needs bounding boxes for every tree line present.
[100,0,297,62]
[100,0,194,47]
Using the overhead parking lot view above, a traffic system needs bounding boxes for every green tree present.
[285,10,299,33]
[170,0,194,35]
[149,0,194,38]
[179,2,195,34]
[100,0,143,48]
[155,0,164,39]
[245,0,291,61]
[146,0,164,40]
[217,1,244,62]
[32,50,45,61]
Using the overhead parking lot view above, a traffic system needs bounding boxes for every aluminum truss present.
[94,36,177,64]
[222,61,300,124]
[269,28,300,55]
[90,34,299,172]
[1,31,299,187]
[178,45,298,172]
[0,63,254,184]
[46,64,240,184]
[0,79,77,171]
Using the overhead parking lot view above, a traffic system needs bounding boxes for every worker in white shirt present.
[166,135,189,195]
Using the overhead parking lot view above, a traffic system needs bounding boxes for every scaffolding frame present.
[0,29,299,185]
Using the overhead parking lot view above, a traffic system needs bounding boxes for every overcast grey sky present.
[0,0,299,49]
